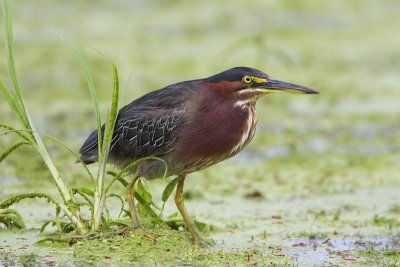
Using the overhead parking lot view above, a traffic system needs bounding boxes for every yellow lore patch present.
[251,76,267,83]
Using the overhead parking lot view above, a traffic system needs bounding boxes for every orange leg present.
[121,175,156,244]
[174,175,202,245]
[126,175,141,228]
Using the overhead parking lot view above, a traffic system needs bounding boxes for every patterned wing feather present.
[79,82,193,164]
[109,110,184,159]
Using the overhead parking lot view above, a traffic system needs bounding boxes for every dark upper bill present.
[255,79,319,94]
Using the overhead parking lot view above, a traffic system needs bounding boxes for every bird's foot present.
[187,226,204,247]
[69,232,106,245]
[191,233,204,247]
[193,237,203,247]
[118,226,157,245]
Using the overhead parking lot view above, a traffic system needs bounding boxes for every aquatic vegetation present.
[0,209,25,230]
[72,225,290,266]
[0,0,178,235]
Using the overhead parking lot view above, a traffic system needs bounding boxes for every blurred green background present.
[1,0,400,265]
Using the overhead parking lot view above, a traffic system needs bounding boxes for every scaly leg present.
[126,175,141,228]
[121,175,157,244]
[174,175,202,245]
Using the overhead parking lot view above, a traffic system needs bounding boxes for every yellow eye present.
[242,75,252,84]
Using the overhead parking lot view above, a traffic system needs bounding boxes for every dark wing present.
[79,82,194,164]
[110,107,184,159]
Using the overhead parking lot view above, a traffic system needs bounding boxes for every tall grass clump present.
[0,0,183,235]
[0,0,113,233]
[0,0,85,232]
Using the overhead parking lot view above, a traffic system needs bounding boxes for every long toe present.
[118,225,142,235]
[118,226,157,245]
[190,230,203,247]
[193,236,203,247]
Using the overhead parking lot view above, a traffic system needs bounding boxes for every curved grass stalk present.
[106,170,128,187]
[106,193,125,220]
[46,134,96,186]
[0,192,85,231]
[1,127,96,187]
[71,188,94,207]
[137,179,151,203]
[29,139,86,231]
[134,191,164,224]
[0,128,86,231]
[0,124,34,143]
[0,141,29,162]
[103,157,168,224]
[0,209,26,229]
[40,220,63,233]
[29,126,74,204]
[71,188,95,225]
[103,156,169,196]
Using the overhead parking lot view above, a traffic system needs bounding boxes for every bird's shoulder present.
[109,81,199,159]
[118,81,198,116]
[79,80,197,160]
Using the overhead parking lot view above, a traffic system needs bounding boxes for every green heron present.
[79,67,318,245]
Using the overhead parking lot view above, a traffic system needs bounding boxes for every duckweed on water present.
[358,249,400,266]
[73,225,290,266]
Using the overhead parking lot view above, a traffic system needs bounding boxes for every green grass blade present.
[0,80,27,128]
[40,220,62,233]
[98,63,119,186]
[159,177,180,216]
[73,187,95,198]
[26,113,74,204]
[93,63,119,230]
[19,127,79,211]
[134,191,164,224]
[0,193,58,210]
[106,171,128,187]
[0,209,26,229]
[106,193,125,220]
[103,156,168,196]
[0,141,29,162]
[2,0,29,129]
[45,134,96,186]
[162,177,180,202]
[0,127,95,189]
[71,188,94,205]
[0,192,84,230]
[0,124,33,143]
[137,179,152,203]
[58,32,103,161]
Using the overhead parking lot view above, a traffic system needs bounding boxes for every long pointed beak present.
[255,79,319,95]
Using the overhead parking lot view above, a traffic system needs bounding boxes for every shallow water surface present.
[2,186,399,266]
